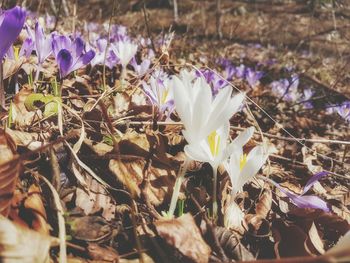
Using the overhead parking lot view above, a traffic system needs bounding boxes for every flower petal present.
[261,177,330,212]
[52,34,71,58]
[238,145,268,191]
[227,126,255,154]
[184,144,211,163]
[172,76,192,133]
[69,49,95,73]
[19,37,34,58]
[72,37,84,58]
[302,171,329,195]
[0,6,26,60]
[57,49,73,78]
[35,22,52,63]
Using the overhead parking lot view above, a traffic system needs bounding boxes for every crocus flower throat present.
[208,130,221,157]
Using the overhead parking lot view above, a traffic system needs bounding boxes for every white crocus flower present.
[185,126,257,217]
[168,69,245,218]
[185,122,231,170]
[223,127,269,228]
[112,40,138,68]
[171,69,245,145]
[224,134,269,196]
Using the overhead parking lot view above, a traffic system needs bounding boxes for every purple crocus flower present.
[20,38,34,58]
[130,57,150,76]
[271,74,301,102]
[110,24,128,42]
[235,64,247,79]
[224,64,236,81]
[52,34,95,78]
[301,88,314,109]
[196,69,215,83]
[34,22,53,65]
[212,76,228,94]
[326,101,350,122]
[335,101,350,122]
[0,6,27,60]
[45,14,56,30]
[90,38,118,69]
[6,37,34,60]
[142,71,174,119]
[196,69,228,95]
[245,67,263,88]
[261,172,330,212]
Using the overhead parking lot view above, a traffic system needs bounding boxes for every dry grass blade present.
[39,175,67,263]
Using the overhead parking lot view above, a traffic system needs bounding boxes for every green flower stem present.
[168,156,190,217]
[35,65,41,82]
[212,165,218,219]
[120,67,126,90]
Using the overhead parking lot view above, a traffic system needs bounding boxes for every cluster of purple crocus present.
[1,7,153,81]
[270,74,315,109]
[194,60,264,96]
[1,8,95,80]
[219,59,264,89]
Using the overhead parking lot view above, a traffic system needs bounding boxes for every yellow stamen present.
[14,46,20,60]
[208,130,220,156]
[240,154,247,171]
[161,89,169,104]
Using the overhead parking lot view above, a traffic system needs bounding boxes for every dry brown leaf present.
[8,184,50,235]
[109,130,176,205]
[23,184,50,235]
[154,213,211,263]
[272,219,312,258]
[75,175,116,221]
[223,197,245,234]
[0,215,51,263]
[0,129,20,217]
[295,116,319,130]
[3,57,25,79]
[84,139,113,157]
[114,92,131,115]
[5,129,50,150]
[70,216,112,242]
[308,222,325,255]
[119,253,154,263]
[12,86,38,126]
[87,243,119,262]
[289,208,350,242]
[213,226,255,261]
[109,158,175,206]
[244,214,271,237]
[255,188,272,219]
[302,146,323,174]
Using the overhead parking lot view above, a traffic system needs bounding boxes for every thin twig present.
[142,1,156,52]
[39,175,67,263]
[173,0,179,23]
[216,0,223,39]
[72,0,77,35]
